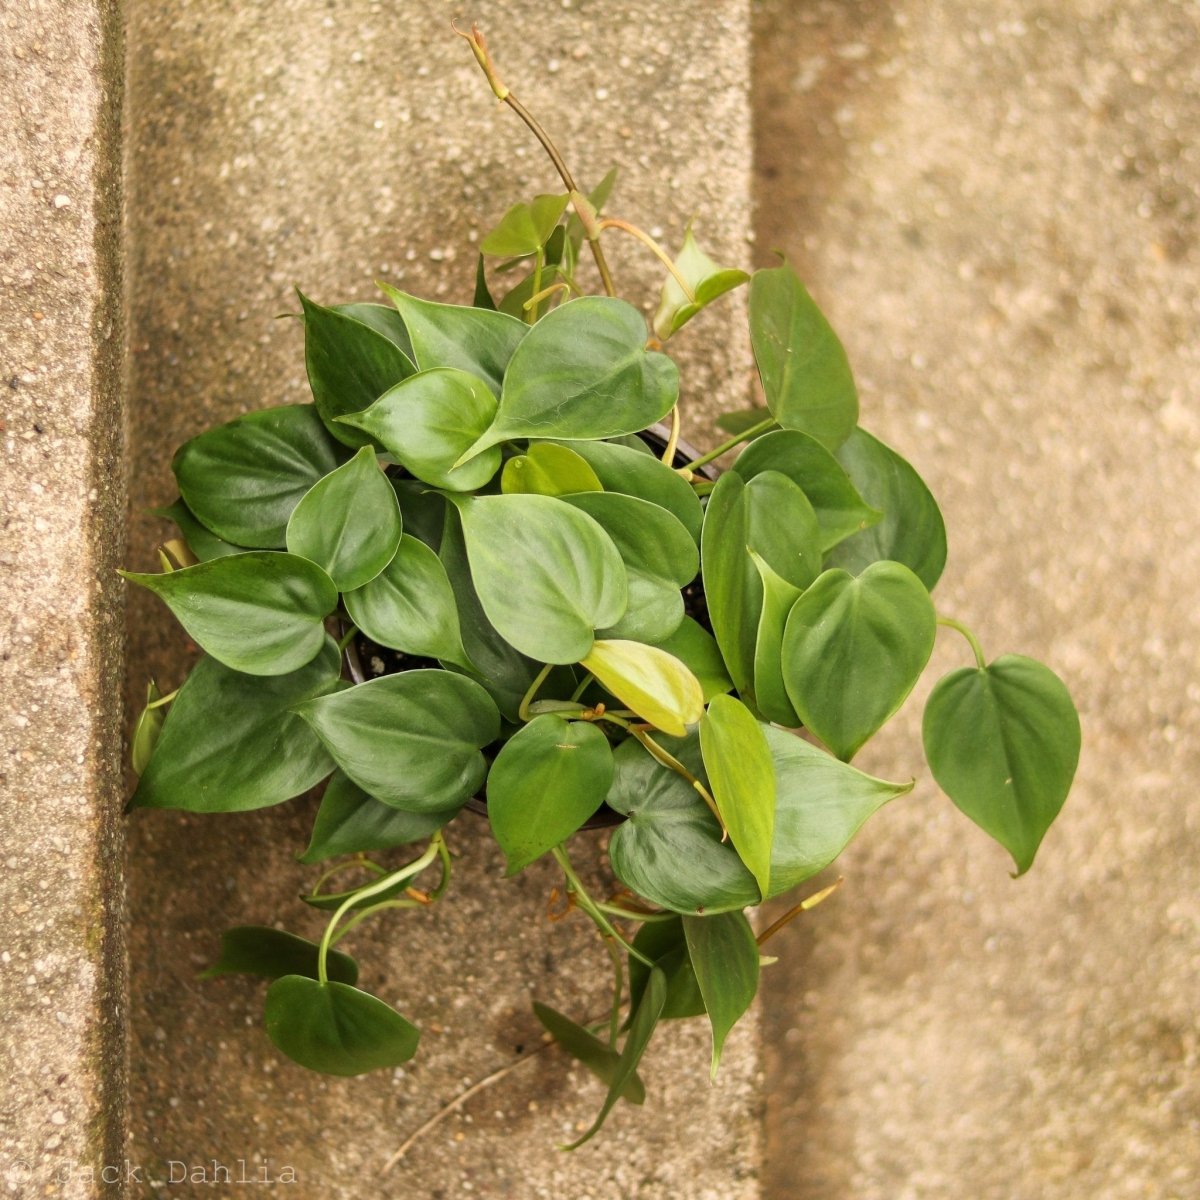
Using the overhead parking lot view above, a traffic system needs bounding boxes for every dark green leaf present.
[131,681,164,775]
[683,911,759,1078]
[473,254,497,310]
[716,405,772,439]
[391,480,446,550]
[501,442,604,496]
[333,302,415,357]
[122,552,337,676]
[152,499,242,561]
[657,618,733,702]
[533,1002,645,1104]
[264,976,419,1076]
[749,551,802,726]
[481,192,570,257]
[201,926,358,985]
[627,918,706,1019]
[923,655,1080,875]
[653,224,749,339]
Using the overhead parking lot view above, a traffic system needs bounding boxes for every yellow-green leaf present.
[581,639,704,737]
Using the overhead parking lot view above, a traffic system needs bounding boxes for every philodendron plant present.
[125,28,1081,1146]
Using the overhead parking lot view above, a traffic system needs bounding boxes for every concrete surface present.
[0,1,127,1196]
[123,2,759,1196]
[753,2,1200,1197]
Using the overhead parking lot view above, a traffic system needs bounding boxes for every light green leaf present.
[657,618,733,702]
[481,192,571,257]
[122,552,337,676]
[201,926,358,985]
[501,442,603,496]
[748,264,858,451]
[581,639,704,737]
[749,551,802,726]
[129,638,341,812]
[783,562,936,760]
[533,1002,646,1104]
[653,223,749,339]
[285,446,402,591]
[683,911,759,1078]
[700,696,776,899]
[264,976,419,1076]
[923,655,1080,875]
[294,671,500,813]
[130,680,164,775]
[487,716,614,873]
[172,404,346,548]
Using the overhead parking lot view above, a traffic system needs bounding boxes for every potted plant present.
[123,26,1080,1148]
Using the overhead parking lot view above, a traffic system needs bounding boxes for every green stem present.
[518,664,554,722]
[330,898,424,944]
[603,936,625,1048]
[528,246,545,323]
[569,673,595,703]
[551,845,655,968]
[595,902,675,923]
[937,616,988,669]
[597,218,696,302]
[145,688,179,710]
[309,857,385,898]
[684,417,778,471]
[337,623,359,653]
[631,728,726,834]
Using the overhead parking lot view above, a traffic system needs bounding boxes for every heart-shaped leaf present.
[487,715,614,873]
[732,429,881,552]
[481,192,571,257]
[497,227,569,319]
[456,494,628,664]
[627,918,706,1019]
[749,264,858,451]
[657,618,733,702]
[501,442,604,496]
[299,771,458,864]
[391,480,447,550]
[580,640,704,737]
[130,638,341,812]
[783,562,936,760]
[748,551,803,726]
[653,224,749,340]
[152,499,242,561]
[201,926,358,985]
[683,911,759,1079]
[300,293,417,448]
[459,297,678,462]
[285,446,402,591]
[264,976,420,1076]
[131,681,164,775]
[825,428,947,590]
[923,654,1080,875]
[343,533,470,669]
[122,552,337,676]
[381,284,527,396]
[172,404,346,548]
[338,368,502,493]
[331,302,415,356]
[533,1003,646,1103]
[564,492,698,642]
[294,671,500,812]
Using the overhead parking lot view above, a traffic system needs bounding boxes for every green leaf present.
[338,367,502,493]
[657,618,733,702]
[473,254,497,310]
[748,264,858,450]
[300,293,416,448]
[459,297,678,462]
[783,562,936,760]
[532,1003,645,1104]
[501,443,604,497]
[391,480,446,550]
[131,681,164,775]
[825,427,948,590]
[122,552,337,676]
[682,911,759,1078]
[201,926,358,985]
[716,405,772,439]
[557,438,703,544]
[627,918,706,1019]
[497,227,569,319]
[700,697,776,898]
[130,638,341,812]
[749,551,802,726]
[172,404,346,548]
[487,716,614,874]
[284,446,402,591]
[923,655,1080,875]
[294,671,500,812]
[732,429,882,552]
[331,302,416,357]
[152,499,242,561]
[380,284,527,396]
[456,494,627,664]
[700,469,822,697]
[563,492,698,642]
[264,976,419,1076]
[481,192,570,257]
[653,223,749,339]
[564,967,665,1149]
[581,640,704,737]
[343,533,470,669]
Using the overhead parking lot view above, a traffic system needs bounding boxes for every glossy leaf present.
[533,1003,646,1104]
[343,533,470,669]
[700,696,776,899]
[481,192,570,257]
[487,716,614,874]
[923,655,1080,875]
[130,681,164,775]
[152,499,242,561]
[749,551,802,726]
[122,552,337,676]
[201,926,358,985]
[501,443,603,496]
[732,429,882,552]
[683,911,759,1078]
[653,224,749,339]
[300,293,416,448]
[294,671,500,813]
[392,480,446,550]
[581,640,704,737]
[783,562,936,760]
[332,302,415,356]
[130,638,341,812]
[380,284,527,396]
[627,918,705,1019]
[264,976,419,1076]
[285,446,402,590]
[456,494,627,664]
[473,254,497,310]
[749,264,858,450]
[338,367,501,493]
[459,297,679,462]
[658,618,733,702]
[172,404,345,548]
[825,427,948,590]
[298,771,457,864]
